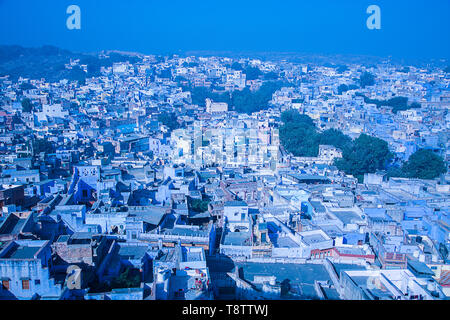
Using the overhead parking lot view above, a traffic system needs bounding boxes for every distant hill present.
[0,45,141,83]
[183,50,448,69]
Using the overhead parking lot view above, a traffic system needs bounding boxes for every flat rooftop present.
[310,201,326,213]
[332,263,367,278]
[160,226,209,238]
[336,247,366,256]
[331,210,362,225]
[0,215,26,235]
[235,262,332,299]
[183,250,202,262]
[302,234,327,245]
[275,236,299,248]
[118,245,148,260]
[1,245,41,259]
[222,231,252,246]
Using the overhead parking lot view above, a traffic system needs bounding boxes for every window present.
[82,189,88,198]
[261,233,266,243]
[2,280,9,290]
[35,279,41,285]
[22,280,30,290]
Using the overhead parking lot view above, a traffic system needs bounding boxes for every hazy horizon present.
[1,0,450,61]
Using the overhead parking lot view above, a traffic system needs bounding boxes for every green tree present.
[280,109,315,127]
[279,110,319,157]
[319,129,353,151]
[111,268,141,289]
[231,81,287,114]
[335,134,393,182]
[188,197,210,213]
[386,166,405,178]
[356,94,419,114]
[158,112,179,131]
[336,65,349,73]
[337,84,349,95]
[186,86,230,106]
[410,102,421,109]
[187,81,288,113]
[280,123,319,157]
[359,71,375,88]
[401,149,447,179]
[67,65,87,82]
[20,83,36,90]
[230,62,243,70]
[32,138,54,155]
[243,66,262,80]
[385,96,409,113]
[279,110,354,158]
[158,69,172,79]
[337,84,358,95]
[21,98,33,113]
[399,66,410,73]
[264,71,278,80]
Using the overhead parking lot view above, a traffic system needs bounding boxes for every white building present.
[205,98,228,113]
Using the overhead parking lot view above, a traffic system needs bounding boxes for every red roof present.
[440,270,450,287]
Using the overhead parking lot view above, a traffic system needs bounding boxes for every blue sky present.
[0,0,449,59]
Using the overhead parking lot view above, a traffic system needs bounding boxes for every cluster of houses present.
[0,52,449,300]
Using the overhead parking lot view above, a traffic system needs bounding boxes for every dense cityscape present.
[0,45,449,301]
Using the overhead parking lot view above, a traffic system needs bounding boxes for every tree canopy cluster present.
[19,82,36,91]
[359,71,375,88]
[157,68,172,79]
[232,81,287,114]
[111,268,141,289]
[334,134,393,182]
[187,81,288,114]
[230,62,244,71]
[21,98,33,113]
[279,110,353,157]
[337,83,359,95]
[0,45,140,83]
[229,62,277,80]
[280,110,393,182]
[335,65,349,73]
[31,137,55,155]
[157,111,180,131]
[388,149,447,180]
[280,110,446,182]
[263,71,279,80]
[243,66,263,80]
[187,196,210,213]
[356,93,421,113]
